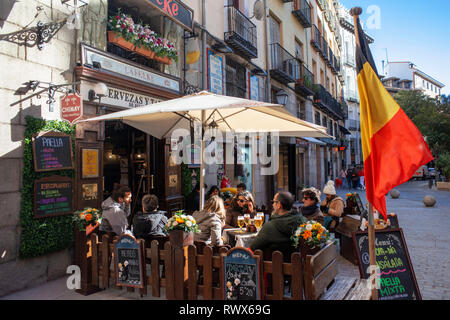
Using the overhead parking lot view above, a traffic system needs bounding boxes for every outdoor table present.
[223,228,258,248]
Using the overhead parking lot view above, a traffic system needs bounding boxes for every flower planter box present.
[108,31,173,65]
[107,31,135,51]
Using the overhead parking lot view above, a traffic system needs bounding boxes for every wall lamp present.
[275,89,288,106]
[88,82,108,115]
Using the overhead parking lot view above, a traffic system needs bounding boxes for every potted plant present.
[73,207,101,232]
[292,220,330,256]
[165,210,199,249]
[108,10,178,65]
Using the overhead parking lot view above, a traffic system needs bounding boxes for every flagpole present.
[350,7,378,300]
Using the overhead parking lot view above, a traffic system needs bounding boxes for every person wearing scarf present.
[300,187,324,226]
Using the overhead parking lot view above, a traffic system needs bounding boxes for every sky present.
[340,0,450,95]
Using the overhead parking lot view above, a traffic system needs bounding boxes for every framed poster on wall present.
[81,148,99,178]
[207,48,224,95]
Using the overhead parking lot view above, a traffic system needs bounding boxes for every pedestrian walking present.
[340,168,348,189]
[358,167,365,190]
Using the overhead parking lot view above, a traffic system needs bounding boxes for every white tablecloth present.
[223,228,258,248]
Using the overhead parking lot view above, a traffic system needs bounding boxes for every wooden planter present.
[107,31,135,51]
[108,31,173,65]
[169,229,194,250]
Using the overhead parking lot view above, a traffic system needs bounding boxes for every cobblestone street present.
[336,180,450,300]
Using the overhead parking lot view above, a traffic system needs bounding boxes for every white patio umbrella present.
[79,91,329,209]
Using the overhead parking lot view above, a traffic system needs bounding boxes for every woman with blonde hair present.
[192,195,226,246]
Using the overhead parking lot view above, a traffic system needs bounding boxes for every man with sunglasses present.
[250,191,305,254]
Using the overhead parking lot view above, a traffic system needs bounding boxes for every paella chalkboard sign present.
[34,176,73,219]
[32,131,74,172]
[353,228,421,300]
[114,234,145,288]
[221,247,261,300]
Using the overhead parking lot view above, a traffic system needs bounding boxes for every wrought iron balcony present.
[340,96,349,120]
[270,43,298,84]
[313,84,345,120]
[348,119,359,131]
[327,47,333,67]
[321,36,329,61]
[224,5,258,59]
[311,25,322,53]
[293,0,312,28]
[295,63,315,97]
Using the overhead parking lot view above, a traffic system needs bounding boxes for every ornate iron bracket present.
[0,19,67,50]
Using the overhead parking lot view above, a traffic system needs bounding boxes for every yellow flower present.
[317,233,322,241]
[176,218,184,224]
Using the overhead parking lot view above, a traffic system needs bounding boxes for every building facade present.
[0,0,350,296]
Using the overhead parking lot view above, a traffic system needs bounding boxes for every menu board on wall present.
[34,176,73,219]
[32,131,74,172]
[353,228,421,300]
[221,247,261,300]
[207,48,224,95]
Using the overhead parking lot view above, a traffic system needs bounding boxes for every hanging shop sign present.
[207,48,224,95]
[81,44,180,92]
[146,0,194,31]
[60,93,83,124]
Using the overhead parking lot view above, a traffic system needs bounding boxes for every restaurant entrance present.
[103,120,154,216]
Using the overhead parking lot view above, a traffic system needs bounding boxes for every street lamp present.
[275,89,288,106]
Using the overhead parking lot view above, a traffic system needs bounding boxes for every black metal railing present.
[321,36,329,61]
[340,97,348,120]
[270,43,298,84]
[327,47,333,67]
[224,5,258,59]
[293,0,312,28]
[295,64,315,97]
[311,25,322,52]
[313,84,345,120]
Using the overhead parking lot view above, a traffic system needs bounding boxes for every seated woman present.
[223,191,256,229]
[192,195,226,246]
[320,181,345,230]
[300,187,324,225]
[206,185,220,200]
[132,194,168,240]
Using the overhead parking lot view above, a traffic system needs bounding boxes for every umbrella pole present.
[199,110,206,211]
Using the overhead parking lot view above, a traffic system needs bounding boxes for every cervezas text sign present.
[146,0,193,31]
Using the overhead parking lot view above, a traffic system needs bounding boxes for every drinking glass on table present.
[237,216,245,233]
[254,215,263,231]
[243,214,250,227]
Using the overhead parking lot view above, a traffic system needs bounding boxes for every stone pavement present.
[2,180,448,300]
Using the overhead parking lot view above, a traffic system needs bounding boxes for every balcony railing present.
[293,0,312,28]
[327,47,333,67]
[295,64,315,97]
[270,43,298,84]
[340,97,348,120]
[321,36,329,61]
[313,84,345,120]
[226,81,247,98]
[348,119,359,131]
[345,89,359,102]
[311,25,322,53]
[224,5,258,59]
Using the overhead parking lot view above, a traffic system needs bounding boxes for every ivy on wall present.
[19,116,76,258]
[181,163,199,198]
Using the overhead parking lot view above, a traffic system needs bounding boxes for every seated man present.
[100,185,132,236]
[250,191,305,254]
[133,194,168,239]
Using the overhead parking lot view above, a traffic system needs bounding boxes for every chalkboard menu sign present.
[221,247,261,300]
[114,234,145,288]
[353,229,421,300]
[32,131,74,172]
[34,176,73,219]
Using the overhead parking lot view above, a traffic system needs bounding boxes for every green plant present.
[19,116,75,258]
[291,220,330,249]
[437,152,450,180]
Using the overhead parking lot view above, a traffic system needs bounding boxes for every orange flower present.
[85,213,93,221]
[303,230,312,240]
[176,218,184,224]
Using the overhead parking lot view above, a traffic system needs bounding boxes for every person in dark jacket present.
[250,191,305,252]
[132,194,168,240]
[185,182,200,213]
[300,187,324,225]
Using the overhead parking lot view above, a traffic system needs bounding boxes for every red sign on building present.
[60,93,83,124]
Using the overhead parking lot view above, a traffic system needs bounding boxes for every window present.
[315,111,321,125]
[423,80,425,87]
[312,59,317,83]
[295,39,304,62]
[427,82,429,89]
